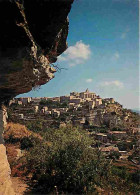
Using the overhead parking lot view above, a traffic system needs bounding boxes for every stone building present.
[70,98,82,104]
[96,133,108,143]
[99,146,119,155]
[70,92,79,97]
[79,89,96,99]
[18,114,24,119]
[108,131,127,139]
[17,101,23,105]
[69,103,75,109]
[20,97,31,104]
[31,97,41,104]
[104,98,115,104]
[57,108,68,114]
[47,97,60,102]
[51,109,60,117]
[88,100,95,109]
[45,111,51,115]
[43,106,48,111]
[34,106,39,113]
[95,98,102,106]
[60,96,70,103]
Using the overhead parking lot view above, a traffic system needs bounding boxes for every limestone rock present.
[0,144,15,195]
[0,1,74,194]
[0,0,74,105]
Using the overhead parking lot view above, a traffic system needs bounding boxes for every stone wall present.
[0,108,15,195]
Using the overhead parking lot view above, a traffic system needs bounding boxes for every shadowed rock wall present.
[0,0,74,194]
[0,0,74,105]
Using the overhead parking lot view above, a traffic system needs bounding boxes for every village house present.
[108,131,127,139]
[69,103,75,109]
[34,106,39,113]
[41,109,44,114]
[84,112,96,125]
[119,151,131,160]
[41,107,49,114]
[74,104,82,111]
[85,98,92,102]
[51,109,60,117]
[43,106,48,111]
[45,111,51,115]
[47,97,60,102]
[70,97,82,104]
[52,97,60,102]
[17,100,23,105]
[60,95,70,103]
[20,97,32,104]
[96,133,108,143]
[99,146,119,155]
[18,113,24,119]
[69,103,81,111]
[104,98,115,104]
[70,92,80,97]
[42,97,48,100]
[95,98,102,107]
[88,100,95,109]
[31,97,41,104]
[73,117,86,126]
[57,108,68,114]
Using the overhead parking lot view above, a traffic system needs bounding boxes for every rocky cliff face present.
[0,0,74,105]
[0,0,74,194]
[0,108,15,195]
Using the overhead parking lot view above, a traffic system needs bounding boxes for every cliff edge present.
[0,0,74,105]
[0,0,74,194]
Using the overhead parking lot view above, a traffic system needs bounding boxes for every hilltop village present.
[7,89,139,162]
[9,89,139,128]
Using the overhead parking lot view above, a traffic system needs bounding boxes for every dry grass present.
[4,122,31,140]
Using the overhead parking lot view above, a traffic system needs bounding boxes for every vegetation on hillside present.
[40,99,68,108]
[9,125,138,194]
[25,126,110,194]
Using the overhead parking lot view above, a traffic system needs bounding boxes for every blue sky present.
[18,0,139,109]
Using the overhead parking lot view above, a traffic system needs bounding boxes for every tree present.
[109,151,121,160]
[26,126,110,194]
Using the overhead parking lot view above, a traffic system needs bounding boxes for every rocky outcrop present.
[0,0,74,105]
[0,0,74,194]
[0,108,15,195]
[0,144,15,195]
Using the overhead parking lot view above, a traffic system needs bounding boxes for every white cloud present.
[86,78,93,83]
[58,40,91,67]
[100,80,124,89]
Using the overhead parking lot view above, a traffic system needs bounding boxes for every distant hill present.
[131,109,140,114]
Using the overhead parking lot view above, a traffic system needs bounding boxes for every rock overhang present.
[0,0,74,105]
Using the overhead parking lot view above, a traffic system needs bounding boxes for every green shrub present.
[20,136,41,150]
[5,134,19,144]
[26,126,110,194]
[40,100,68,108]
[26,120,43,133]
[109,151,121,160]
